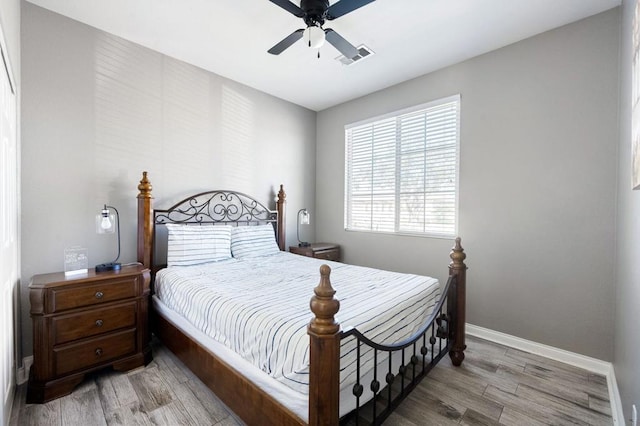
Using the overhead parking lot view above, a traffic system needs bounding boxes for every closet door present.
[0,37,17,425]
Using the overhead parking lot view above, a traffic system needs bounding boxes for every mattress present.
[154,251,441,419]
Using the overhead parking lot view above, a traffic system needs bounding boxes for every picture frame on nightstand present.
[64,246,88,276]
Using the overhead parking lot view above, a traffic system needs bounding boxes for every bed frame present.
[135,171,467,426]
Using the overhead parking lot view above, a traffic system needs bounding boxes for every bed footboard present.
[308,239,467,426]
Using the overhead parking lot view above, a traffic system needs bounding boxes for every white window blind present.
[345,95,460,237]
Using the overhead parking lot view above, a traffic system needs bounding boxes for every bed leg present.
[308,265,340,426]
[448,237,467,367]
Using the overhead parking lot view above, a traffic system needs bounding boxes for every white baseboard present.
[466,323,624,425]
[608,364,626,426]
[16,356,32,385]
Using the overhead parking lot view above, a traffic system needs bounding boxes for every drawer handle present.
[95,291,104,299]
[95,319,103,327]
[95,348,103,357]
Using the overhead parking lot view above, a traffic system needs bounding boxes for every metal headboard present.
[154,190,278,225]
[136,172,287,277]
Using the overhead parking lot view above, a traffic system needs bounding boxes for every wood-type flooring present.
[9,335,613,425]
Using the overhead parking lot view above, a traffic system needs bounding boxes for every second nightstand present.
[289,243,341,262]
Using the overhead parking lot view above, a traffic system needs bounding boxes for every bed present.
[135,171,467,425]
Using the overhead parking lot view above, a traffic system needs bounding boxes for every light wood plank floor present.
[9,335,613,425]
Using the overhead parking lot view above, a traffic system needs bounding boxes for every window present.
[344,95,460,237]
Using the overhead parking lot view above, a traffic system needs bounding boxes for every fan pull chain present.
[318,51,320,59]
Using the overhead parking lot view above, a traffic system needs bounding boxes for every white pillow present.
[231,225,280,258]
[166,224,232,267]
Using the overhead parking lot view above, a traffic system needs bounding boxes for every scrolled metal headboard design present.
[154,190,277,225]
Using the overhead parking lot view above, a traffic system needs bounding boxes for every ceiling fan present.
[268,0,375,58]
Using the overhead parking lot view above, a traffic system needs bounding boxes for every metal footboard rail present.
[339,275,458,426]
[307,238,467,426]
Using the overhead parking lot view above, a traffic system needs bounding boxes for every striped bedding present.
[154,251,441,395]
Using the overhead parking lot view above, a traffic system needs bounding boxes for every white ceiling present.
[26,0,620,111]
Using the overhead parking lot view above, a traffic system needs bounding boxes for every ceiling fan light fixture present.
[304,25,325,49]
[268,0,373,56]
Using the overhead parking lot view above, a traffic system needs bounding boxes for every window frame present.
[343,94,461,239]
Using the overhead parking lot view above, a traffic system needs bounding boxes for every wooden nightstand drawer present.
[289,243,341,262]
[51,278,137,312]
[53,301,137,345]
[53,329,136,376]
[313,249,340,261]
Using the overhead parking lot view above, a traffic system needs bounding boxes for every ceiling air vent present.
[336,45,374,66]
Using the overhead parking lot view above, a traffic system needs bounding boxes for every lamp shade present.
[297,208,311,247]
[304,25,325,49]
[96,206,115,234]
[95,204,121,272]
[300,209,310,225]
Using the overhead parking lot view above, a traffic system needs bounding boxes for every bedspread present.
[154,252,440,394]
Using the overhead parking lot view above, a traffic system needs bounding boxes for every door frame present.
[0,17,19,426]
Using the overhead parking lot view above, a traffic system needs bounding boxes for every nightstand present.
[27,265,152,403]
[289,243,341,262]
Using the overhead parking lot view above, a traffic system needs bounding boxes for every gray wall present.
[615,0,640,419]
[20,3,316,357]
[316,9,619,360]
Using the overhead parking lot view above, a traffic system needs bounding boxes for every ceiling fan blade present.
[269,0,305,18]
[326,0,375,20]
[268,29,305,55]
[324,28,359,59]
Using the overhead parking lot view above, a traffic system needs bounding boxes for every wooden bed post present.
[308,265,340,426]
[137,171,153,268]
[448,237,467,366]
[277,184,286,251]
